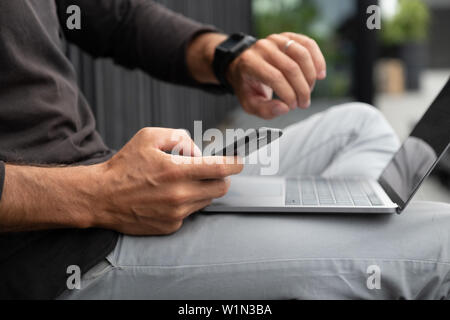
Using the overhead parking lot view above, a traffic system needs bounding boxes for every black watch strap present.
[213,33,257,94]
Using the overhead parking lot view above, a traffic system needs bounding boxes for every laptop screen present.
[378,78,450,212]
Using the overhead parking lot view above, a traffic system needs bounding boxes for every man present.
[0,0,449,300]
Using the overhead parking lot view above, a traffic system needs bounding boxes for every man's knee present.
[328,102,385,127]
[328,102,398,147]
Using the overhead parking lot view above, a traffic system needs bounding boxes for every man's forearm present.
[186,32,227,84]
[58,0,220,86]
[0,164,102,233]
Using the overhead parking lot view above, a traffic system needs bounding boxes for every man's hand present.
[187,32,326,120]
[0,128,243,235]
[93,128,243,235]
[227,33,327,119]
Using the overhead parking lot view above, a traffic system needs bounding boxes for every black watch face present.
[220,34,246,51]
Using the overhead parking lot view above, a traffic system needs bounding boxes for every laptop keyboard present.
[285,177,383,206]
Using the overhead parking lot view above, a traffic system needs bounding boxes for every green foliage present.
[381,0,430,46]
[254,0,318,39]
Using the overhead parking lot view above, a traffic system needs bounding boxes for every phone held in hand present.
[210,127,283,157]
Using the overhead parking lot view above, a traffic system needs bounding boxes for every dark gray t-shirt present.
[0,0,217,299]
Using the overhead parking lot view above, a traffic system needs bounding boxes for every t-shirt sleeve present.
[56,0,226,91]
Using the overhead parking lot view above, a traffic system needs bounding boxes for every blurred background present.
[67,0,449,202]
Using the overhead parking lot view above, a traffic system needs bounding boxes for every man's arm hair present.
[0,163,101,233]
[56,0,218,87]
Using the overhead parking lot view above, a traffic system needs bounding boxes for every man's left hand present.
[227,32,327,119]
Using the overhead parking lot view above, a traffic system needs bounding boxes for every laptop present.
[204,78,450,214]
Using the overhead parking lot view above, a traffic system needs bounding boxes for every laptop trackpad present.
[227,178,283,197]
[207,176,284,208]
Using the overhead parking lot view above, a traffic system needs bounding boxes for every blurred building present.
[425,0,450,68]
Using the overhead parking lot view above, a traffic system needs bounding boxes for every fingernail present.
[302,100,311,109]
[272,105,288,116]
[318,70,326,79]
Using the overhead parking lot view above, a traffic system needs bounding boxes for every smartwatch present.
[213,33,257,93]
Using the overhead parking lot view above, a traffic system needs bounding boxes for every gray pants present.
[60,103,450,300]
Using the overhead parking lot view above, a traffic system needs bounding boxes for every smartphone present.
[210,127,283,157]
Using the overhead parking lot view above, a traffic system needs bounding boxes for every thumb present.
[245,94,290,120]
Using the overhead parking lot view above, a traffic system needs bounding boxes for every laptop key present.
[346,180,373,206]
[330,180,352,204]
[361,182,384,206]
[302,199,319,206]
[369,198,383,206]
[300,178,318,205]
[316,181,334,204]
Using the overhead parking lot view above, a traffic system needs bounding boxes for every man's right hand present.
[0,128,243,235]
[92,128,243,235]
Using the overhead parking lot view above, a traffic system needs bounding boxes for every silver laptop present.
[204,78,450,214]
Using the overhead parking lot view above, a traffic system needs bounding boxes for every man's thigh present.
[61,201,450,300]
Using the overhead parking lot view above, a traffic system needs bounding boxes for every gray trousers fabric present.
[60,103,450,300]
